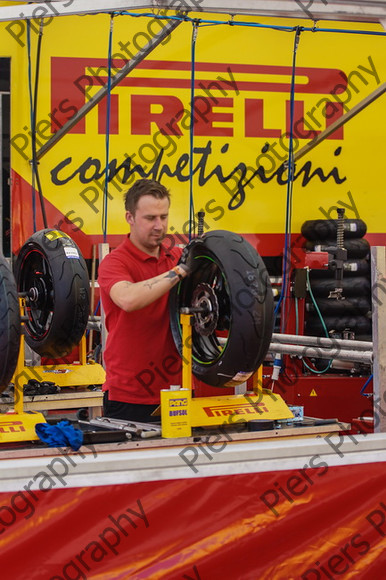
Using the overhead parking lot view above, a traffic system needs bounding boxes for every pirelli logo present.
[203,402,268,418]
[0,421,26,434]
[50,57,347,138]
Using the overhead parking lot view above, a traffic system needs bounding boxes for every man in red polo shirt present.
[98,179,196,422]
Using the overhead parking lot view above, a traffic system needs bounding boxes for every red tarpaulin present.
[0,462,385,579]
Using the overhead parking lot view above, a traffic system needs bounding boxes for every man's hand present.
[178,237,205,276]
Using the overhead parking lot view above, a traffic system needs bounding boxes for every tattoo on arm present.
[144,279,161,290]
[144,271,179,290]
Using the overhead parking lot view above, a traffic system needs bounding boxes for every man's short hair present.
[124,179,170,214]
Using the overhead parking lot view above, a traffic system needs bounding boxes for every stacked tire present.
[301,219,372,341]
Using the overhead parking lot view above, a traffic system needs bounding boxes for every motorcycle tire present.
[309,259,370,279]
[169,230,274,387]
[305,238,370,259]
[0,255,20,390]
[309,276,370,298]
[301,219,367,241]
[305,315,372,336]
[15,229,90,358]
[306,296,371,316]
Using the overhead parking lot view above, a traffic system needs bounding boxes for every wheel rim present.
[175,253,232,365]
[191,283,219,336]
[19,249,54,341]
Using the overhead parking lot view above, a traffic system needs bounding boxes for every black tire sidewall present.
[170,230,274,387]
[305,238,370,259]
[0,256,20,389]
[301,219,367,241]
[15,229,90,358]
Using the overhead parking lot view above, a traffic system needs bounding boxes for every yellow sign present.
[2,10,385,248]
[310,389,318,397]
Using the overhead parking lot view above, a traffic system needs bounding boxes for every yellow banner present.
[2,10,385,236]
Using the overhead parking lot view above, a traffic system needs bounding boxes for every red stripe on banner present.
[88,76,321,93]
[52,56,347,93]
[0,463,385,579]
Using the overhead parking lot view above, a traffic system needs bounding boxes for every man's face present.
[126,194,170,254]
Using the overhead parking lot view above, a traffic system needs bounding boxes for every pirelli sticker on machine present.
[203,402,269,418]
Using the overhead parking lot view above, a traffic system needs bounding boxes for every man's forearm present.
[110,265,187,312]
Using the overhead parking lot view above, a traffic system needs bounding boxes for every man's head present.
[124,179,170,215]
[124,179,171,255]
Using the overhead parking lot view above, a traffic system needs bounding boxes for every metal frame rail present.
[1,1,386,25]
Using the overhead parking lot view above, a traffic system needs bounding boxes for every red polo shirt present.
[98,235,182,404]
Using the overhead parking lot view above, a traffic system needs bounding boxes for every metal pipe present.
[87,322,101,331]
[269,342,373,364]
[371,246,386,432]
[293,82,386,163]
[1,1,386,24]
[21,314,102,323]
[272,333,373,351]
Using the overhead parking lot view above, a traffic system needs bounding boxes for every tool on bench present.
[79,416,161,439]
